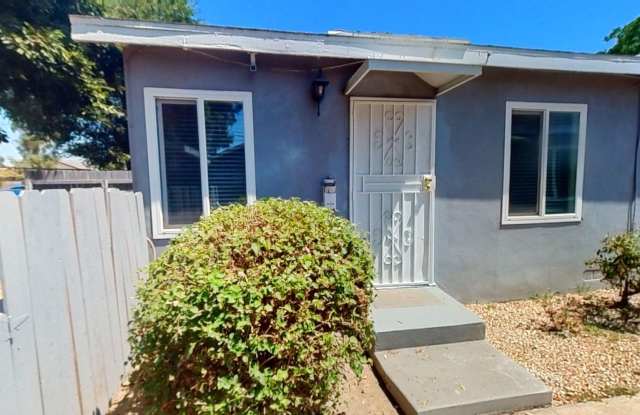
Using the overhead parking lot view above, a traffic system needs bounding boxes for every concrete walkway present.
[372,287,551,415]
[518,395,640,415]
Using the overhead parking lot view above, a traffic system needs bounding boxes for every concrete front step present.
[373,340,552,415]
[373,287,485,350]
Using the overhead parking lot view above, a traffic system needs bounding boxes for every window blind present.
[509,111,542,216]
[204,101,247,208]
[546,112,579,214]
[157,100,203,228]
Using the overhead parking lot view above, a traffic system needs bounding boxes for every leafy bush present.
[130,199,375,414]
[587,232,640,307]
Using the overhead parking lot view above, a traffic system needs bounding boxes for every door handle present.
[422,176,434,192]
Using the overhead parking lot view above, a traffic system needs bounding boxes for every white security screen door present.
[350,98,435,286]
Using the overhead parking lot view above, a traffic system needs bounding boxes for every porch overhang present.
[345,59,483,96]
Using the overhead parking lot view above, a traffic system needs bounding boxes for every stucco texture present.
[435,68,639,302]
[124,47,640,302]
[124,47,358,249]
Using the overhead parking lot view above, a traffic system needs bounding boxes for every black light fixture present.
[311,68,329,116]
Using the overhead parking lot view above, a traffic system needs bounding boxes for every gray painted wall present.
[124,47,358,249]
[124,47,640,302]
[435,68,639,302]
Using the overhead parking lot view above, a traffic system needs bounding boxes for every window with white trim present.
[144,88,256,238]
[502,102,587,225]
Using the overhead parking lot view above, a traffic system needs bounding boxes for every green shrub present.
[587,231,640,307]
[130,199,375,414]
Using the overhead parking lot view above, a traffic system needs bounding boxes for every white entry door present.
[350,98,435,286]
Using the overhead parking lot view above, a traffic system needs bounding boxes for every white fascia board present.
[70,15,486,65]
[70,15,640,76]
[366,59,483,76]
[478,46,640,75]
[345,61,371,95]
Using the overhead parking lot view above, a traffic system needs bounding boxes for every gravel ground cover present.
[519,394,640,414]
[467,289,640,405]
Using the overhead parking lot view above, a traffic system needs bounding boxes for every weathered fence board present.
[0,192,43,415]
[21,190,83,415]
[60,190,98,414]
[70,189,114,409]
[93,189,127,384]
[0,188,148,414]
[0,314,20,415]
[108,191,134,361]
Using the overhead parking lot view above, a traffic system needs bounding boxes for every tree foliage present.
[606,16,640,55]
[13,134,60,169]
[99,0,196,23]
[0,0,196,168]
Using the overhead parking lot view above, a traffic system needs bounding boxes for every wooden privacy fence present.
[0,188,149,415]
[23,168,133,191]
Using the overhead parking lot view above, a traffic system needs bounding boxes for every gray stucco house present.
[71,16,640,302]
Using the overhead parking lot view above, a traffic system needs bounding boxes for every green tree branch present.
[0,0,196,169]
[606,16,640,55]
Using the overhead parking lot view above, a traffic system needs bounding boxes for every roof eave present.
[70,15,640,76]
[70,15,486,66]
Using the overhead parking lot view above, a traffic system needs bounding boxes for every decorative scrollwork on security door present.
[374,130,383,150]
[383,210,412,265]
[405,130,414,150]
[382,111,405,168]
[394,111,404,136]
[385,110,394,121]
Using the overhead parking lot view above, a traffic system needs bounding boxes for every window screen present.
[204,101,247,207]
[546,112,580,214]
[157,100,203,228]
[508,111,543,216]
[505,104,584,222]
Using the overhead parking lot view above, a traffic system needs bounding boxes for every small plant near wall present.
[587,232,640,308]
[129,199,375,414]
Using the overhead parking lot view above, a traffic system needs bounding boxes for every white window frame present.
[144,87,256,239]
[502,101,587,225]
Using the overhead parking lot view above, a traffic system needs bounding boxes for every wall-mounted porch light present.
[311,69,329,116]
